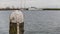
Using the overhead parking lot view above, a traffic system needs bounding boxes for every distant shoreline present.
[43,8,60,10]
[0,8,60,10]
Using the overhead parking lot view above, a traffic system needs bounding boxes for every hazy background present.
[0,0,60,8]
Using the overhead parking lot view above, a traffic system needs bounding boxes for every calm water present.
[0,10,60,34]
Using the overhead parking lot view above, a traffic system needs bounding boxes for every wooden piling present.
[9,22,17,34]
[9,22,24,34]
[19,22,24,34]
[9,10,24,34]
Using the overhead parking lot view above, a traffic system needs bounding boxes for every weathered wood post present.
[9,10,24,34]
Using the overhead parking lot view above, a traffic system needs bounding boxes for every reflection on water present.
[1,10,60,34]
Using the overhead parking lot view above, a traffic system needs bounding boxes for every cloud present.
[0,0,60,8]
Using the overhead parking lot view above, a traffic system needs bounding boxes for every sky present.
[0,0,60,8]
[0,0,20,8]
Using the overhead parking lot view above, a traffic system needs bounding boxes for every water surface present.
[0,10,60,34]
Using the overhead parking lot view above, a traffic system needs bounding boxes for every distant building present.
[28,7,44,10]
[28,7,38,10]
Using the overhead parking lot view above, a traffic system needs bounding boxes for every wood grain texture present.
[9,22,24,34]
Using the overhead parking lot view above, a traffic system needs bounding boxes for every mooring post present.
[9,10,24,34]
